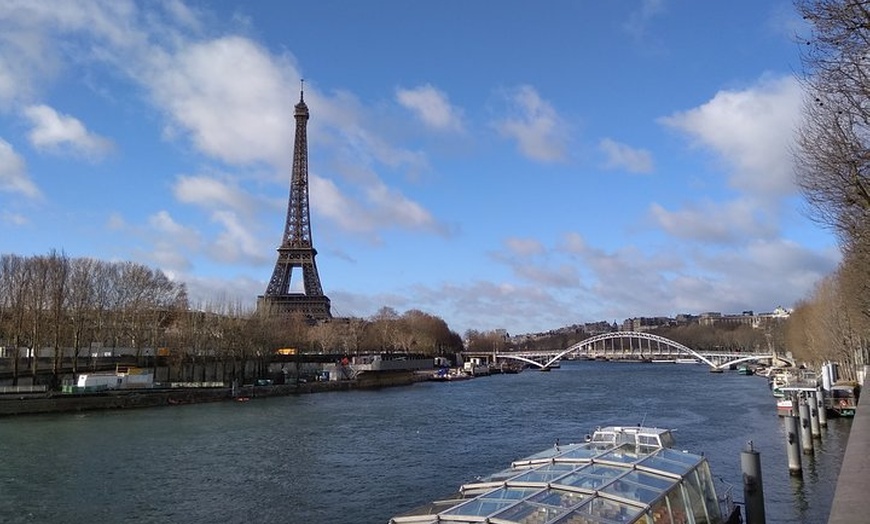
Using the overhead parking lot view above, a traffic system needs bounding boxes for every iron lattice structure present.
[258,88,332,320]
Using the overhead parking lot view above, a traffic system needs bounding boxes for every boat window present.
[637,434,661,447]
[556,464,624,491]
[557,445,601,461]
[440,497,513,518]
[580,496,644,523]
[528,488,589,509]
[512,464,575,483]
[659,433,676,448]
[482,486,542,501]
[596,444,645,465]
[695,462,722,522]
[649,497,673,524]
[592,431,616,444]
[601,478,666,505]
[656,448,702,467]
[637,454,694,477]
[665,487,690,524]
[619,470,677,492]
[491,500,567,523]
[681,472,709,524]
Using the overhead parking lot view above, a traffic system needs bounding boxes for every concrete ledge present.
[828,366,869,524]
[0,371,426,417]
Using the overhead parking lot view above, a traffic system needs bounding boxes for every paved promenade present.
[827,366,869,523]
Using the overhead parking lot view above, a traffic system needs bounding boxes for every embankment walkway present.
[827,365,869,524]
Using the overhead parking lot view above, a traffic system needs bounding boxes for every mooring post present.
[809,391,821,439]
[816,387,828,428]
[798,400,814,454]
[784,415,802,475]
[742,441,767,524]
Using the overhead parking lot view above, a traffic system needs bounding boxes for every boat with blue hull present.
[389,425,740,524]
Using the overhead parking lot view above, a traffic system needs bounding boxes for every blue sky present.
[0,0,839,336]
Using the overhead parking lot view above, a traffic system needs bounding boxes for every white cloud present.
[559,232,588,254]
[649,199,779,244]
[0,138,40,198]
[146,35,298,166]
[396,84,464,132]
[623,0,665,40]
[209,210,266,263]
[515,264,580,288]
[660,75,803,197]
[505,237,545,256]
[599,138,654,174]
[366,182,443,233]
[492,85,569,163]
[148,210,201,248]
[0,1,149,106]
[173,175,258,216]
[309,174,444,239]
[309,175,372,233]
[23,104,113,159]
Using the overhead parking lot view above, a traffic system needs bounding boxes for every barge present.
[389,425,740,524]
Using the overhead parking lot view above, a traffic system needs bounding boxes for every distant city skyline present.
[0,1,838,336]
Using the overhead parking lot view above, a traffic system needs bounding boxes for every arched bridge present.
[466,331,791,371]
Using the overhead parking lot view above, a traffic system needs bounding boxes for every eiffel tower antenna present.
[257,83,332,320]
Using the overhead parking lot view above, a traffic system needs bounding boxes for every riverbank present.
[0,369,426,417]
[827,365,869,523]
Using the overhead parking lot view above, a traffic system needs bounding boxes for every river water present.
[0,361,850,524]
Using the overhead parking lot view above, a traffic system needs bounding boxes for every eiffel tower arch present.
[257,84,332,320]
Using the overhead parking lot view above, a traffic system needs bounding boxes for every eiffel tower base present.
[257,295,332,321]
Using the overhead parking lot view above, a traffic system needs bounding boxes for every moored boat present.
[776,398,795,417]
[389,425,740,524]
[429,368,473,382]
[827,383,859,417]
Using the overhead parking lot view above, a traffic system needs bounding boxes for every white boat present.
[776,398,795,417]
[389,425,740,524]
[770,372,791,398]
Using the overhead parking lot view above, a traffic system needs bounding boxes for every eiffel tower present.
[258,83,332,320]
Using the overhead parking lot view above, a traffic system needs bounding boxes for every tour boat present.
[389,425,740,524]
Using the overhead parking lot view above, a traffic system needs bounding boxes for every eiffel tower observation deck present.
[258,83,332,320]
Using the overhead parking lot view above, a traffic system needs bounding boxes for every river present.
[0,361,850,523]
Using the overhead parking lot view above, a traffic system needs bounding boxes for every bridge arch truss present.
[485,332,785,370]
[560,331,716,367]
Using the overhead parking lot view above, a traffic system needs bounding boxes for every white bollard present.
[799,401,813,454]
[784,415,802,475]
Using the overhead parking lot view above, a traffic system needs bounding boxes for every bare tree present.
[67,257,98,374]
[45,250,70,387]
[0,255,29,385]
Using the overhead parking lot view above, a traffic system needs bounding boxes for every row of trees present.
[789,0,870,381]
[0,252,462,388]
[0,251,187,385]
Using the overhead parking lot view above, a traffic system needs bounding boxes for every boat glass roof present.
[390,426,722,524]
